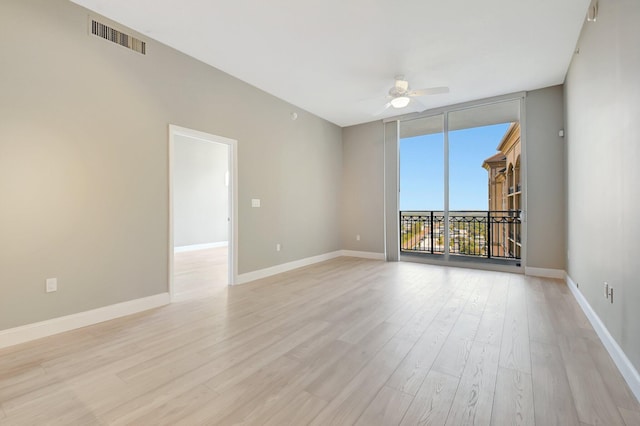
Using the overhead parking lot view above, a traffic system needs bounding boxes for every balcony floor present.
[401,251,522,272]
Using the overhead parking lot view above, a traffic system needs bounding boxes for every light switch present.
[46,278,57,293]
[251,199,261,208]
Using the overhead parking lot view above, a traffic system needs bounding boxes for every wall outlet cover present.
[46,278,57,293]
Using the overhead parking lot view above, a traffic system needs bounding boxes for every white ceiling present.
[70,0,590,127]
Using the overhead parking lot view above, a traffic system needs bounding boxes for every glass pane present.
[399,114,444,254]
[448,99,521,260]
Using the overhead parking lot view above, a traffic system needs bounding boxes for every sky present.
[399,122,511,211]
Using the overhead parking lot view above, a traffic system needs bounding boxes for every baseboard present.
[0,293,170,350]
[524,266,565,279]
[236,251,344,284]
[341,250,386,260]
[565,273,640,402]
[235,249,386,285]
[174,241,228,253]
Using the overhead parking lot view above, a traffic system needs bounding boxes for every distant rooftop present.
[483,152,507,163]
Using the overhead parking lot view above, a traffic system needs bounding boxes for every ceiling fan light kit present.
[376,75,450,114]
[390,96,411,108]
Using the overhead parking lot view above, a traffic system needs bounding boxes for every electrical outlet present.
[276,243,281,252]
[46,278,57,293]
[356,234,360,241]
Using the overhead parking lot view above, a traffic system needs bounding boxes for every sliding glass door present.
[398,98,523,267]
[399,115,445,255]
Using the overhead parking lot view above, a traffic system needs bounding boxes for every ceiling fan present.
[376,75,449,114]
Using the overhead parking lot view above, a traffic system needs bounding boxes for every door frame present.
[168,124,238,300]
[386,93,527,272]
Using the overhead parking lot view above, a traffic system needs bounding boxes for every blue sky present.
[400,122,510,211]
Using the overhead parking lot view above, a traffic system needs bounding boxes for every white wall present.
[565,0,640,371]
[173,136,228,247]
[0,0,342,330]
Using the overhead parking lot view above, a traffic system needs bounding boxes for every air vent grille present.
[91,20,146,55]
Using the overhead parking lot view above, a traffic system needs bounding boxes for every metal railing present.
[400,210,521,260]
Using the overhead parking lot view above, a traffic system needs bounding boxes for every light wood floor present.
[1,257,639,425]
[173,247,228,301]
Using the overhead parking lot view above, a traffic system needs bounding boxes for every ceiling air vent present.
[90,19,146,55]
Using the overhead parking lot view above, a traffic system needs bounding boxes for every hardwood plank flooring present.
[491,367,534,426]
[444,342,500,425]
[530,340,581,426]
[499,275,531,374]
[557,334,626,425]
[399,370,460,426]
[619,407,640,426]
[173,246,228,301]
[356,386,413,426]
[1,256,639,425]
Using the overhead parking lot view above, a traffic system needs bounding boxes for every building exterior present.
[483,122,521,259]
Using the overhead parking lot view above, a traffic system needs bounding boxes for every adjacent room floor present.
[1,257,639,425]
[173,246,228,301]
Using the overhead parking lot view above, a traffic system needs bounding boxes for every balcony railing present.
[400,210,521,260]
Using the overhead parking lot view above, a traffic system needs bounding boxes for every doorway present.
[169,125,238,301]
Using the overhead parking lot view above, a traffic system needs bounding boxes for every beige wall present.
[341,121,385,253]
[341,90,567,270]
[524,86,566,270]
[0,0,342,330]
[565,0,640,370]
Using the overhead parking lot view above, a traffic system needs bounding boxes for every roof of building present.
[483,152,507,163]
[482,152,507,171]
[497,122,520,153]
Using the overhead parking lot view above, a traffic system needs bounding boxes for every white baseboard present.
[235,251,343,285]
[565,274,640,402]
[341,250,386,260]
[235,249,385,285]
[524,266,565,279]
[0,293,170,350]
[174,241,228,253]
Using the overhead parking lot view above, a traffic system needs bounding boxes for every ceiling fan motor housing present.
[390,78,410,97]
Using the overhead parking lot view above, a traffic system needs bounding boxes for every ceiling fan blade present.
[409,86,450,97]
[373,102,392,116]
[411,97,428,111]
